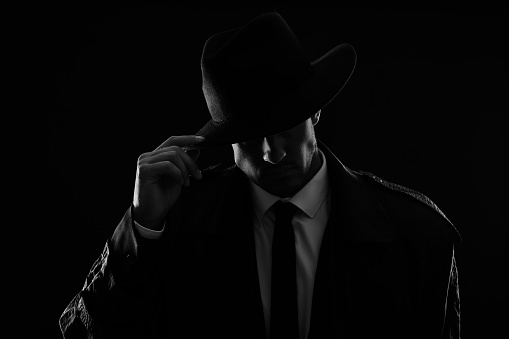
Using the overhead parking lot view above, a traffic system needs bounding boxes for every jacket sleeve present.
[59,206,165,338]
[405,214,461,339]
[442,246,461,339]
[358,170,462,339]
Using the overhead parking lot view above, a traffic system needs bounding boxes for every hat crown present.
[201,13,312,125]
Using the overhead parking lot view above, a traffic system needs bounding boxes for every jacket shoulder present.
[358,170,461,244]
[358,171,450,223]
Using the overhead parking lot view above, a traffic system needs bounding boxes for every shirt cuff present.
[133,220,165,240]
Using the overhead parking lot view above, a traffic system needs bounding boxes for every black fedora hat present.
[195,12,356,148]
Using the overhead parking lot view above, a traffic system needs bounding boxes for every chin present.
[259,176,301,198]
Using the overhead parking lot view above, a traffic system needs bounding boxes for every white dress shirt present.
[249,149,330,339]
[135,149,331,339]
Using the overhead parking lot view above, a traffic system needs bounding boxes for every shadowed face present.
[232,111,322,198]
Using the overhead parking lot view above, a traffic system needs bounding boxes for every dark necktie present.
[270,201,299,339]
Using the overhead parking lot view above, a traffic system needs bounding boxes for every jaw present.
[255,173,303,198]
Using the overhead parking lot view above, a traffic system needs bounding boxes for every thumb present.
[182,146,200,163]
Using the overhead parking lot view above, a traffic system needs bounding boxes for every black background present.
[28,5,507,338]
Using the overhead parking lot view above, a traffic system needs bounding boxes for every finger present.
[181,146,201,163]
[188,149,200,163]
[142,150,191,186]
[142,161,184,186]
[156,147,202,179]
[141,144,196,160]
[144,147,201,180]
[155,135,205,151]
[173,147,202,179]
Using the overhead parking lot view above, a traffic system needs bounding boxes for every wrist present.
[134,219,165,239]
[132,206,165,231]
[135,219,165,231]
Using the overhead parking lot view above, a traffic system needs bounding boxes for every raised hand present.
[132,135,205,230]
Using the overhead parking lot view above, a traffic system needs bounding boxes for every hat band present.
[208,63,314,126]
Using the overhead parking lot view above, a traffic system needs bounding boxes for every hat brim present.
[195,43,356,148]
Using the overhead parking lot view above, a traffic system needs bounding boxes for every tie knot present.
[274,201,298,224]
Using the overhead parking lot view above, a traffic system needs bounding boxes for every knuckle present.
[164,150,177,159]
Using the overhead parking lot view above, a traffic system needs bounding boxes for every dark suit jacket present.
[60,141,461,338]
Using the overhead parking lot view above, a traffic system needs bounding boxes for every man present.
[60,12,461,338]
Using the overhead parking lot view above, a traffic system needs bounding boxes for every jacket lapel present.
[308,142,411,338]
[223,167,267,339]
[181,166,267,339]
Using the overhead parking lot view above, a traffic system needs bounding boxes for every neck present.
[301,147,322,189]
[274,147,322,198]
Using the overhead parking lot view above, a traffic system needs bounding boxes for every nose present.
[262,135,286,164]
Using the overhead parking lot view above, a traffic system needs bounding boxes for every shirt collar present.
[249,148,329,222]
